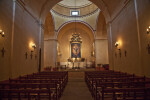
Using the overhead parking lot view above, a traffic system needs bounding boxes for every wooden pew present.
[9,79,63,97]
[94,81,150,100]
[0,83,59,100]
[0,89,53,100]
[98,87,150,100]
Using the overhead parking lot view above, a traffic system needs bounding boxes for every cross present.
[25,52,28,59]
[1,48,5,57]
[124,50,127,57]
[30,51,33,59]
[147,44,150,54]
[118,49,121,57]
[115,52,117,57]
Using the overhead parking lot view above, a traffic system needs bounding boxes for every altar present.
[68,62,85,68]
[60,61,92,69]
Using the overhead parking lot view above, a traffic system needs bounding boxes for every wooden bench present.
[0,89,53,100]
[98,87,150,100]
[0,83,59,99]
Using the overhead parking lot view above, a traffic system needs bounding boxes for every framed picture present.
[71,43,81,58]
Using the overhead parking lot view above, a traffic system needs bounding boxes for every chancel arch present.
[57,22,95,68]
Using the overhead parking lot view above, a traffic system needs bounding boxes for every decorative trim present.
[57,2,92,9]
[56,20,96,39]
[95,38,108,40]
[16,0,44,29]
[111,0,131,23]
[44,39,57,41]
[51,8,100,18]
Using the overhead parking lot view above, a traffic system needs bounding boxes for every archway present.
[43,0,110,69]
[57,22,95,68]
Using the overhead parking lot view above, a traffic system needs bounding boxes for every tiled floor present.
[60,71,93,100]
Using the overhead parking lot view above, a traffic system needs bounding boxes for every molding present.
[16,0,44,29]
[57,2,92,9]
[110,0,131,23]
[44,38,57,41]
[134,0,143,75]
[51,8,100,18]
[95,38,108,40]
[56,20,96,39]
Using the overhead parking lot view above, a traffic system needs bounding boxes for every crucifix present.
[115,52,117,58]
[118,49,121,57]
[25,52,28,59]
[124,50,127,57]
[147,44,150,54]
[1,48,5,57]
[30,51,33,59]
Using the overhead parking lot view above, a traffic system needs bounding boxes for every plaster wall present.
[0,0,43,81]
[110,1,141,75]
[44,40,57,68]
[136,0,150,77]
[95,39,109,65]
[0,0,13,81]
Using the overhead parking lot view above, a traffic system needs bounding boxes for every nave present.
[0,69,150,100]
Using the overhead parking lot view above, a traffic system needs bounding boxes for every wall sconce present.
[32,43,36,50]
[115,42,119,47]
[115,42,121,57]
[0,30,5,37]
[147,26,150,34]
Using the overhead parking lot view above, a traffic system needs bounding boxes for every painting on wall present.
[71,43,81,58]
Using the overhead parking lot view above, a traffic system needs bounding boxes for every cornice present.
[51,8,100,19]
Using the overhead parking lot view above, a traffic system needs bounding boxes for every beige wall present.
[136,0,150,77]
[95,39,109,65]
[44,40,57,68]
[0,0,13,81]
[110,1,141,75]
[0,0,43,81]
[108,0,150,77]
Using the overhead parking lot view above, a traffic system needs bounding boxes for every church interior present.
[0,0,150,100]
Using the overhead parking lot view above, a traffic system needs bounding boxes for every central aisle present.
[60,71,93,100]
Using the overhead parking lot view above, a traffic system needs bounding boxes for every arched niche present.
[95,12,109,66]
